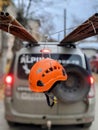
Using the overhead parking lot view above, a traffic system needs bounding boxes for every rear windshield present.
[17,54,82,79]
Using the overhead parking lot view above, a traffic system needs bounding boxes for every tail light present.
[40,48,51,53]
[88,76,95,98]
[89,76,94,84]
[4,74,14,97]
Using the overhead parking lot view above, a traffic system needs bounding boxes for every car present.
[90,54,98,73]
[4,42,95,128]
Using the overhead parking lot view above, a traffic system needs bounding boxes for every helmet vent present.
[42,74,45,77]
[54,66,57,69]
[58,66,60,69]
[37,80,44,86]
[45,70,49,73]
[49,67,53,71]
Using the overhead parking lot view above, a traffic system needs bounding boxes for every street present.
[0,83,98,130]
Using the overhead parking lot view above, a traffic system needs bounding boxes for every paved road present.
[0,83,98,130]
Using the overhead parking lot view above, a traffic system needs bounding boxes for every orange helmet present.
[29,58,67,92]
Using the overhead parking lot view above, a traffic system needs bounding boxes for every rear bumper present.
[4,99,95,125]
[5,112,95,125]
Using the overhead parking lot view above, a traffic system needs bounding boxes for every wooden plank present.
[60,13,98,45]
[0,11,38,45]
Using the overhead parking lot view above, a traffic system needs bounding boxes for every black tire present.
[52,64,90,103]
[79,122,92,128]
[7,121,16,127]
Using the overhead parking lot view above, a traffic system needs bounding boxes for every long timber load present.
[0,12,38,45]
[60,13,98,45]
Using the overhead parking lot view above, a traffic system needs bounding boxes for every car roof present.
[16,42,84,56]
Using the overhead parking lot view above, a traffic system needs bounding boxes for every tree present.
[14,0,55,40]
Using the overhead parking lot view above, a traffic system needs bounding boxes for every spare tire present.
[52,64,90,103]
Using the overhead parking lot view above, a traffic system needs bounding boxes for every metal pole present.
[64,9,66,37]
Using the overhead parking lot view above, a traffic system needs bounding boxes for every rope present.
[48,21,91,36]
[88,20,96,34]
[0,19,97,37]
[0,22,22,28]
[8,17,15,33]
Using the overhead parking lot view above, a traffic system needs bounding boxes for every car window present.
[17,54,82,79]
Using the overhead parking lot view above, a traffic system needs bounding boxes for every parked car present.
[90,54,98,73]
[4,42,95,128]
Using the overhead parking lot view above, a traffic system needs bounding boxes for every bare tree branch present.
[25,0,32,18]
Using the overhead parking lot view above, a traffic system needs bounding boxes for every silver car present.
[4,42,95,128]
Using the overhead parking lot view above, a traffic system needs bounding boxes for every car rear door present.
[11,53,57,115]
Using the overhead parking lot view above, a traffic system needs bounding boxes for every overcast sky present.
[14,0,98,40]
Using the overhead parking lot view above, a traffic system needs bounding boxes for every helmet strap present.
[44,93,57,108]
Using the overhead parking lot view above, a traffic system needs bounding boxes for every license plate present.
[20,92,46,100]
